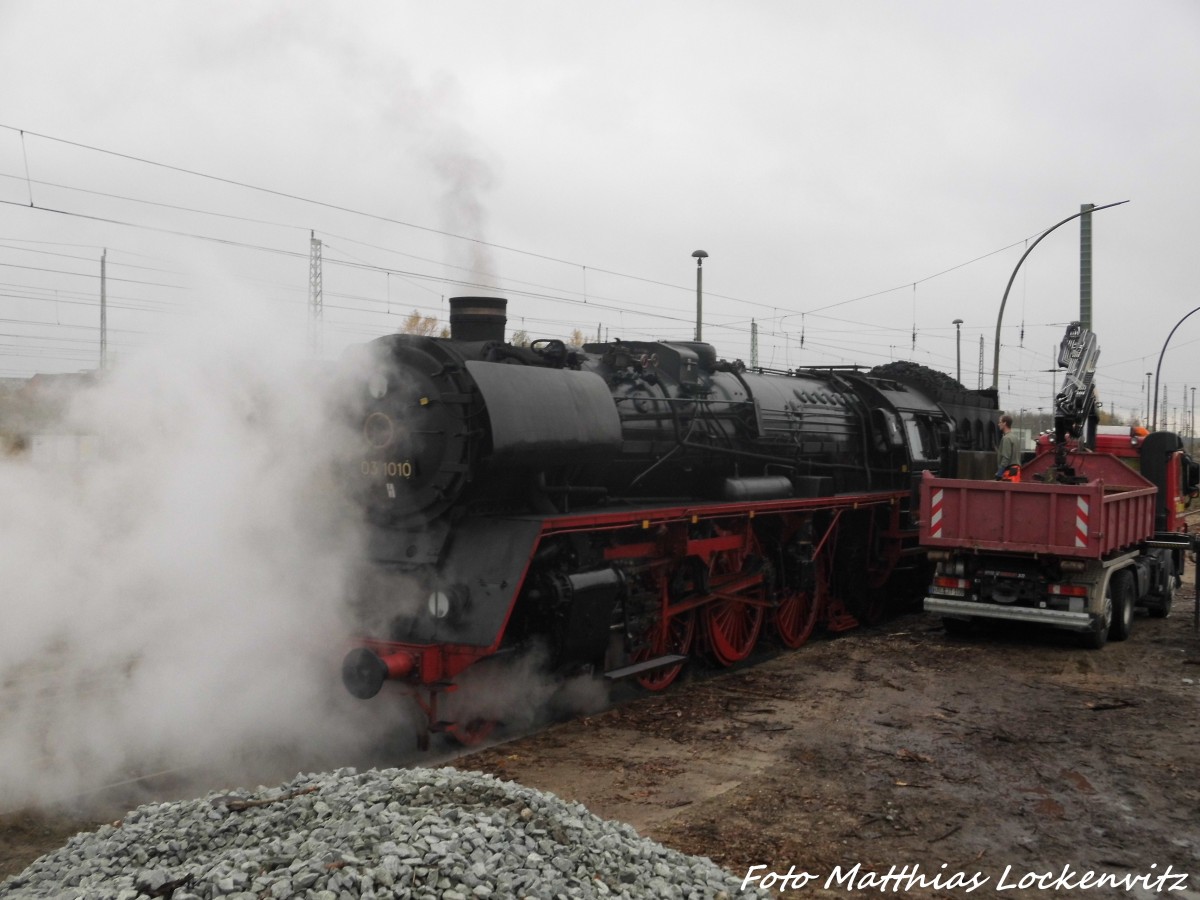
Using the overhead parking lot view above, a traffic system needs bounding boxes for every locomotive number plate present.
[361,459,415,479]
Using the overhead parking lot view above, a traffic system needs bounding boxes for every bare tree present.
[399,309,441,336]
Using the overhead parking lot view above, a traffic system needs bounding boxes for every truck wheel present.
[1150,591,1174,619]
[1147,552,1174,619]
[1108,570,1134,642]
[1081,593,1112,649]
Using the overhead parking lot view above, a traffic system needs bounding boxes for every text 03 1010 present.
[361,460,415,479]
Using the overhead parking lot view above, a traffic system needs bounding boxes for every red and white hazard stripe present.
[1075,496,1089,548]
[930,488,944,539]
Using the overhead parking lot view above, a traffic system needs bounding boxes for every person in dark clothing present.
[996,414,1019,479]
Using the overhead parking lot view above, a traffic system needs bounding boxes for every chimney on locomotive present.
[449,296,508,343]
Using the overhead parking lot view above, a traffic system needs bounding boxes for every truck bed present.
[919,451,1156,559]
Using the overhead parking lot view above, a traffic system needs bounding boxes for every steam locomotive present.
[340,297,998,745]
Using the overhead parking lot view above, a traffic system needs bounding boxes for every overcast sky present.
[2,1,1199,425]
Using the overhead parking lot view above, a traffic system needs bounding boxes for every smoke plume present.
[0,289,404,811]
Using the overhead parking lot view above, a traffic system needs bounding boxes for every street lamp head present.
[692,249,708,261]
[952,318,963,326]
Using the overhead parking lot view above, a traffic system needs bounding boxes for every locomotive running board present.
[604,655,688,681]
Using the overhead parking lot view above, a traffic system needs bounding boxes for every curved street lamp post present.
[991,201,1128,391]
[1152,305,1200,431]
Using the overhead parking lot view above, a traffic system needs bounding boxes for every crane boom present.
[1052,321,1100,472]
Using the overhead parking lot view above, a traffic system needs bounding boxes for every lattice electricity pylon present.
[977,335,984,390]
[308,231,323,357]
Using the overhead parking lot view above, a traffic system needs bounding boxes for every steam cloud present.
[0,290,401,812]
[427,143,499,284]
[0,284,614,815]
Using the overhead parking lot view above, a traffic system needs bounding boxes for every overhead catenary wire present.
[2,123,1052,322]
[2,199,719,337]
[1,124,757,305]
[0,124,1132,410]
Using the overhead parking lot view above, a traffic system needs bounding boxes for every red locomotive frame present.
[353,488,912,746]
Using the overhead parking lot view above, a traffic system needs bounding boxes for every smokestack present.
[1080,203,1094,332]
[449,296,508,342]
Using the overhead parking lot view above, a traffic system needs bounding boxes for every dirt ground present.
[4,578,1200,898]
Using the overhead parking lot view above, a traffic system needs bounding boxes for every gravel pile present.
[2,767,762,899]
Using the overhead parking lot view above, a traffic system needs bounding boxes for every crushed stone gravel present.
[0,767,763,899]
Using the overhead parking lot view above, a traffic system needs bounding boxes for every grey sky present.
[2,1,1199,424]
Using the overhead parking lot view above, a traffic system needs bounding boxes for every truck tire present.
[1146,551,1174,619]
[1081,590,1112,649]
[1108,570,1134,642]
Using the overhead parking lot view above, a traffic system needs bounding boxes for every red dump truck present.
[919,431,1195,648]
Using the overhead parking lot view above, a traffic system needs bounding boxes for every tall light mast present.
[100,249,108,369]
[308,231,323,357]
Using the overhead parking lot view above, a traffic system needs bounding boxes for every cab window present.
[903,414,936,462]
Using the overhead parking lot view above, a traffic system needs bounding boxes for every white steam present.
[0,291,404,810]
[440,645,610,736]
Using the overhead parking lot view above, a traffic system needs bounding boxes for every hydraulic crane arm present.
[1052,322,1100,470]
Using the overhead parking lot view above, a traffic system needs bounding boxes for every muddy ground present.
[459,595,1200,898]
[4,581,1200,898]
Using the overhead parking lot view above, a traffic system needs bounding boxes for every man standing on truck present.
[996,414,1019,479]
